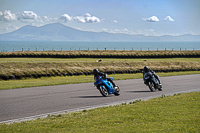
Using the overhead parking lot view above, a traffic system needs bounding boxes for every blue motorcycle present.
[94,76,120,97]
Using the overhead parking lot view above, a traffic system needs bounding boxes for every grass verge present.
[0,71,200,90]
[0,92,199,132]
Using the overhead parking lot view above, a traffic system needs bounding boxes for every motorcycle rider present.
[143,66,161,85]
[93,69,117,88]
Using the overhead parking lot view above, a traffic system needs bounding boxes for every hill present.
[0,23,200,41]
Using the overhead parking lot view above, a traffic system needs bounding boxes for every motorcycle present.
[94,76,120,97]
[143,71,162,92]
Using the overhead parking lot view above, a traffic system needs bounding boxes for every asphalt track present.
[0,74,200,123]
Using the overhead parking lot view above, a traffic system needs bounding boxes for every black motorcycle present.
[143,71,162,92]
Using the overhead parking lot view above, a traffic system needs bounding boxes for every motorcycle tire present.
[158,88,162,91]
[114,87,120,96]
[98,85,108,97]
[148,81,156,92]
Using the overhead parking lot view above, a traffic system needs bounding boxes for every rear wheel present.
[148,81,156,92]
[98,85,108,97]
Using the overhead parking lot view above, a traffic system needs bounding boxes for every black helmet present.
[93,69,99,75]
[144,66,149,72]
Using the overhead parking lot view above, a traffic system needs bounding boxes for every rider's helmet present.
[93,69,99,76]
[144,66,149,72]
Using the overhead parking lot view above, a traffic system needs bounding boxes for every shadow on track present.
[71,96,104,98]
[127,90,150,93]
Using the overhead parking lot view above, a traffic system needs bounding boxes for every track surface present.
[0,74,200,123]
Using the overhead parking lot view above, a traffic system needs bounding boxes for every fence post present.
[22,48,23,52]
[180,47,181,51]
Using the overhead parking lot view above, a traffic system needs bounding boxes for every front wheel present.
[114,87,120,96]
[98,85,108,97]
[148,81,156,92]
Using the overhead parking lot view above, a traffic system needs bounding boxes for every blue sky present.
[0,0,200,36]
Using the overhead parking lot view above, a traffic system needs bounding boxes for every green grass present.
[1,92,199,132]
[1,71,200,90]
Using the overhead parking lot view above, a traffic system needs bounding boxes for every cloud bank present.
[0,10,102,24]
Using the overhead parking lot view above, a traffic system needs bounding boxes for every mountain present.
[0,23,200,41]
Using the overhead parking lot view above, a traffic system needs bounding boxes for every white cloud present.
[164,16,174,21]
[0,10,17,21]
[59,14,72,22]
[19,11,38,20]
[102,28,132,35]
[0,10,102,24]
[84,13,91,17]
[86,16,100,23]
[73,16,85,23]
[142,16,159,22]
[73,13,101,23]
[58,13,101,23]
[113,20,118,23]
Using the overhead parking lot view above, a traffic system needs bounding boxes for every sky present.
[0,0,200,36]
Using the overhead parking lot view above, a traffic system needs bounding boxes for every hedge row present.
[0,68,199,81]
[0,50,200,58]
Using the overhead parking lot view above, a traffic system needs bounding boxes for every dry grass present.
[0,50,200,58]
[0,58,200,80]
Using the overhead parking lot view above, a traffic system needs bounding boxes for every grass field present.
[0,92,199,132]
[0,57,200,90]
[0,71,200,90]
[1,57,200,81]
